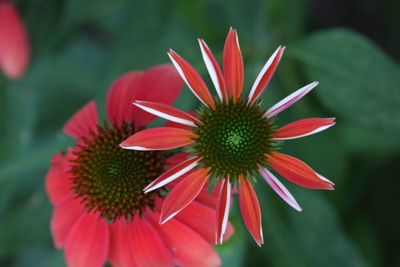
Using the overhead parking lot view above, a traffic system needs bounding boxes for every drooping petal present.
[198,39,228,102]
[130,216,173,267]
[223,27,244,101]
[0,1,29,79]
[160,168,210,224]
[63,101,98,139]
[51,197,85,249]
[134,100,199,127]
[259,167,302,211]
[265,81,319,118]
[248,46,285,104]
[271,118,336,140]
[65,212,109,267]
[108,219,137,267]
[215,178,231,244]
[267,152,334,189]
[45,153,72,205]
[144,156,200,193]
[151,216,221,267]
[239,176,263,246]
[106,64,183,127]
[120,127,196,151]
[168,49,215,108]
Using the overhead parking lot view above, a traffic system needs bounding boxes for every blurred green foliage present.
[1,0,399,266]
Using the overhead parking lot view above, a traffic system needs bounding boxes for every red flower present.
[0,0,30,79]
[46,64,233,267]
[121,28,335,246]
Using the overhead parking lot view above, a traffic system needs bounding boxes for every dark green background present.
[1,0,399,266]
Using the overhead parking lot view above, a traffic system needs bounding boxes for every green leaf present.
[289,29,400,135]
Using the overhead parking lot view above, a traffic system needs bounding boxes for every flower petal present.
[65,212,109,267]
[267,152,334,189]
[134,100,199,127]
[45,153,73,205]
[144,156,200,193]
[106,64,183,127]
[130,216,173,267]
[151,216,221,267]
[239,176,263,246]
[198,39,228,102]
[223,27,244,101]
[248,46,285,104]
[120,127,196,151]
[168,49,215,108]
[259,167,302,211]
[265,81,319,118]
[216,178,231,244]
[108,219,137,267]
[160,168,209,223]
[271,118,336,140]
[165,152,193,168]
[0,1,29,79]
[63,101,98,139]
[51,197,85,249]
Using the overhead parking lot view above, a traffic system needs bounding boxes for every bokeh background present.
[1,0,400,266]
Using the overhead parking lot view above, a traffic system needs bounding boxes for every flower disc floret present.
[71,122,166,221]
[193,98,275,180]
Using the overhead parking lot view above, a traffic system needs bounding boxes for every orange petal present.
[120,127,196,151]
[267,152,334,189]
[168,49,215,108]
[271,118,336,140]
[160,168,210,223]
[215,178,232,244]
[223,28,244,101]
[239,176,263,246]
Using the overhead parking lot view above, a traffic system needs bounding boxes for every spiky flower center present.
[71,122,165,222]
[193,98,275,180]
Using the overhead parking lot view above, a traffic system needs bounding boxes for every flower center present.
[70,122,166,222]
[193,98,275,180]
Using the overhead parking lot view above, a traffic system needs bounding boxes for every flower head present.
[46,65,232,267]
[0,0,30,79]
[121,28,335,246]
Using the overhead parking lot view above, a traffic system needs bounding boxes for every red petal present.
[198,39,228,102]
[267,152,334,189]
[165,152,193,168]
[106,64,183,127]
[45,153,73,205]
[63,101,98,139]
[65,213,109,267]
[223,28,244,101]
[108,219,137,267]
[121,127,196,151]
[160,168,209,223]
[248,46,285,104]
[144,156,200,193]
[0,1,29,79]
[168,49,215,108]
[271,118,336,140]
[239,176,263,246]
[130,216,173,267]
[134,100,199,126]
[51,197,85,249]
[215,178,231,244]
[151,216,221,267]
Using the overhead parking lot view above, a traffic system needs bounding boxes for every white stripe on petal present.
[144,158,200,193]
[121,145,152,151]
[198,39,223,101]
[168,52,208,107]
[248,46,282,103]
[316,173,335,186]
[259,167,302,211]
[219,178,231,244]
[265,81,319,118]
[134,102,196,127]
[272,123,335,140]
